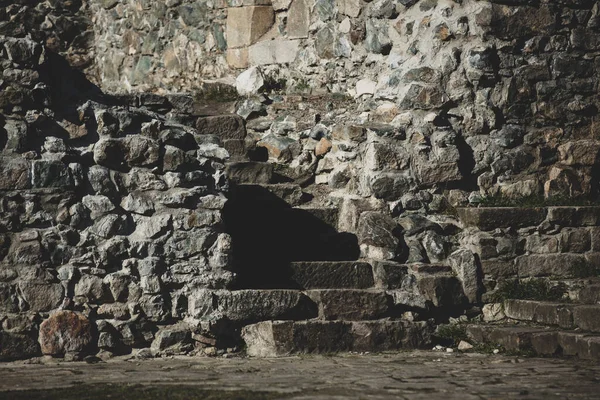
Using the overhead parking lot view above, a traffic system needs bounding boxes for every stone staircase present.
[217,159,436,356]
[458,207,600,360]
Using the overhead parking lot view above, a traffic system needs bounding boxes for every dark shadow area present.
[223,185,360,289]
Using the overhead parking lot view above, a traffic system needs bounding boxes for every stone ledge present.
[458,206,600,230]
[457,207,548,230]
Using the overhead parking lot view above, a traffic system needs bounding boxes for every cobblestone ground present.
[0,351,599,399]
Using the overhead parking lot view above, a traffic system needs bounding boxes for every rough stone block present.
[242,319,432,357]
[188,289,316,323]
[480,260,517,279]
[457,207,547,231]
[515,253,590,278]
[350,320,432,352]
[287,0,310,38]
[306,289,391,320]
[18,282,64,313]
[573,305,600,333]
[0,332,40,361]
[0,157,31,190]
[226,161,273,184]
[249,39,300,65]
[242,320,353,357]
[226,6,275,48]
[227,48,250,69]
[288,261,375,289]
[372,261,408,289]
[196,115,246,140]
[39,311,93,356]
[504,300,574,329]
[559,228,591,253]
[547,207,600,227]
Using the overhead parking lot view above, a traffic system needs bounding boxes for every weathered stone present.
[365,19,391,54]
[4,38,43,66]
[249,39,300,65]
[258,134,300,161]
[515,254,591,278]
[196,115,246,140]
[287,0,310,38]
[39,311,93,356]
[457,208,547,231]
[19,282,64,312]
[307,289,390,320]
[0,157,30,190]
[448,249,480,303]
[236,67,265,96]
[227,6,275,48]
[226,161,273,184]
[558,140,600,166]
[288,261,375,289]
[151,323,193,355]
[242,320,431,357]
[189,289,316,322]
[0,332,40,361]
[357,212,399,260]
[32,160,72,188]
[337,0,360,18]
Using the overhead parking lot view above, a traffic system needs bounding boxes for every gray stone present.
[448,249,480,303]
[365,19,391,54]
[307,289,390,320]
[188,289,316,323]
[151,323,193,355]
[287,0,310,38]
[19,282,64,312]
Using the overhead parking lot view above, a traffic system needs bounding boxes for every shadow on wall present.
[223,185,360,289]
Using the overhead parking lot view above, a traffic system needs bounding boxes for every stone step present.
[373,261,467,310]
[466,324,600,360]
[188,288,399,324]
[242,319,433,357]
[503,299,600,332]
[282,261,376,290]
[306,289,392,320]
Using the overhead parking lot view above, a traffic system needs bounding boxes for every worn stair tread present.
[503,299,600,333]
[306,289,393,320]
[287,261,375,289]
[467,323,600,360]
[242,319,433,357]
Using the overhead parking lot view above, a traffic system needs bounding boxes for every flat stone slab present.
[504,299,600,333]
[547,206,600,227]
[467,324,600,360]
[457,207,547,230]
[306,289,391,320]
[188,289,317,323]
[514,253,597,278]
[288,261,375,289]
[242,319,432,357]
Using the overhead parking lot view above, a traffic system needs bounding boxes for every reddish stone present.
[39,311,93,356]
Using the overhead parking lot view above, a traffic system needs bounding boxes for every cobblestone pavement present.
[0,351,599,399]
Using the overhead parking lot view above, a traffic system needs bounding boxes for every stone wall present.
[2,0,600,360]
[91,0,600,198]
[0,1,235,360]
